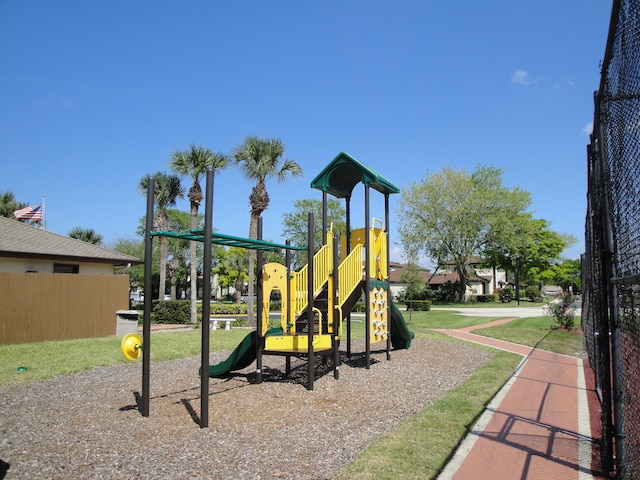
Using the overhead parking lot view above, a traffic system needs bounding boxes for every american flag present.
[14,204,44,221]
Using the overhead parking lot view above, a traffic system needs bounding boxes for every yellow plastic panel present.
[265,334,333,352]
[262,263,289,334]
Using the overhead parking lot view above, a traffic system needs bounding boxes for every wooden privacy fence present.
[0,272,130,344]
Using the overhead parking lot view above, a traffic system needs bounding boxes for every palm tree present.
[139,172,184,300]
[170,144,228,323]
[0,191,26,218]
[231,136,302,323]
[68,227,103,245]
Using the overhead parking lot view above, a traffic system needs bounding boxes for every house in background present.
[426,271,490,299]
[388,262,431,300]
[0,216,142,344]
[389,257,507,301]
[439,256,507,297]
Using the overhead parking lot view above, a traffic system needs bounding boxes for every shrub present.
[497,287,514,303]
[525,286,543,303]
[152,300,191,324]
[406,300,432,311]
[130,301,144,310]
[269,301,282,312]
[209,303,248,315]
[545,293,576,329]
[419,289,437,302]
[474,294,498,303]
[353,302,366,312]
[435,281,459,303]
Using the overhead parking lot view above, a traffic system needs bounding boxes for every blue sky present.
[1,1,612,263]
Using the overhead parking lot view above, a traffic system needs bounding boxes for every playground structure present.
[124,152,414,428]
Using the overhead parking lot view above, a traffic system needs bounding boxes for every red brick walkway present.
[437,320,607,479]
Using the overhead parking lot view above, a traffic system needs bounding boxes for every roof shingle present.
[0,216,142,266]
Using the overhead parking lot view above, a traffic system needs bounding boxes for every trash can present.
[116,310,139,337]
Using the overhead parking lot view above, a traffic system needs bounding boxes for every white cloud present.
[553,78,575,89]
[511,69,531,86]
[59,98,77,109]
[583,122,593,136]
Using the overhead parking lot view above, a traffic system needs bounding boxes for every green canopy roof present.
[310,152,400,199]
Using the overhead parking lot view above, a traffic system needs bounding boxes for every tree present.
[111,237,145,289]
[68,227,103,245]
[398,165,530,302]
[138,172,184,300]
[214,247,249,304]
[231,136,302,323]
[483,213,570,304]
[170,144,228,323]
[539,258,581,294]
[164,209,196,300]
[399,263,427,304]
[281,198,346,268]
[134,208,197,300]
[262,246,286,266]
[0,191,26,218]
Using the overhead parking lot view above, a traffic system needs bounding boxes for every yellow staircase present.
[262,230,335,353]
[262,222,389,353]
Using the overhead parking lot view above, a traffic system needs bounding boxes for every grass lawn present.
[0,306,584,479]
[433,300,548,308]
[0,328,248,387]
[404,310,503,331]
[471,315,584,356]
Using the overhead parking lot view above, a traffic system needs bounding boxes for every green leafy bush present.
[473,294,498,303]
[434,281,459,303]
[201,303,248,315]
[406,300,432,311]
[545,293,576,329]
[497,287,514,303]
[353,302,366,312]
[152,300,190,324]
[269,301,282,312]
[525,286,543,302]
[130,301,144,310]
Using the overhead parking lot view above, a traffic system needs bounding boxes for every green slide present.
[206,327,282,377]
[389,300,414,349]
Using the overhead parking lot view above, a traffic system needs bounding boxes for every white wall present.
[0,257,115,275]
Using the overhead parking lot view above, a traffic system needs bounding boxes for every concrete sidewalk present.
[431,304,581,318]
[436,319,606,479]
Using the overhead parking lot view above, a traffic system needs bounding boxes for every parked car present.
[130,292,143,302]
[240,295,257,304]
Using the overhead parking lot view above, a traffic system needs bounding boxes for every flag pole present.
[42,194,46,229]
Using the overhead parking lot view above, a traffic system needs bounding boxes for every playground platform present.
[437,318,607,479]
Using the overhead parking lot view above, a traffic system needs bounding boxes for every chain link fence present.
[583,1,640,478]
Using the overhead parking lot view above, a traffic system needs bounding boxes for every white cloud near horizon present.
[553,78,575,89]
[511,69,532,86]
[59,97,77,109]
[583,122,593,135]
